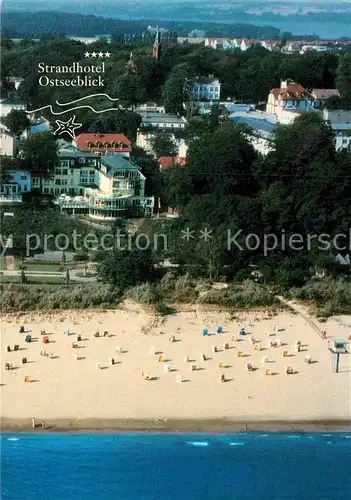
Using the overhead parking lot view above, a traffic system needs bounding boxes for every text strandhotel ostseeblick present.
[37,62,106,87]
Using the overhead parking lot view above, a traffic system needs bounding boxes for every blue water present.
[1,432,351,499]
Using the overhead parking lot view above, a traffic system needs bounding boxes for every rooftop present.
[74,133,131,152]
[311,89,341,100]
[140,113,186,125]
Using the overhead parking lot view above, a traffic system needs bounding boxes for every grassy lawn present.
[0,257,6,271]
[15,261,76,273]
[0,275,67,285]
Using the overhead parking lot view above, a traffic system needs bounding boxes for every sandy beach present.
[1,302,350,431]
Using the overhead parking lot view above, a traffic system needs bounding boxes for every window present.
[90,170,95,175]
[78,158,86,164]
[9,175,14,180]
[20,175,27,180]
[61,160,69,168]
[55,179,61,185]
[62,169,68,175]
[70,160,75,165]
[44,188,49,194]
[23,185,28,192]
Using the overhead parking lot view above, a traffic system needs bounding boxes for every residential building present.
[139,113,187,130]
[240,39,255,51]
[266,79,314,120]
[73,133,131,157]
[135,103,165,114]
[188,75,221,102]
[136,131,188,158]
[311,89,341,109]
[0,97,26,117]
[34,143,99,197]
[0,125,16,156]
[323,109,351,152]
[54,154,154,219]
[159,156,187,171]
[0,167,31,203]
[261,40,278,51]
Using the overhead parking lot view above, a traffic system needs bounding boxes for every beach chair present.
[212,345,217,354]
[224,342,230,350]
[265,369,272,376]
[200,353,206,362]
[149,346,156,355]
[220,373,225,383]
[176,374,183,383]
[283,350,289,358]
[231,335,237,343]
[103,331,109,337]
[237,351,244,358]
[276,339,282,347]
[72,342,78,349]
[169,335,175,343]
[109,357,114,366]
[219,361,225,368]
[261,356,268,364]
[191,364,197,372]
[95,362,101,370]
[202,328,209,336]
[254,342,261,351]
[164,364,170,373]
[246,363,254,372]
[43,336,49,344]
[239,328,246,336]
[184,355,189,363]
[77,335,82,342]
[158,355,164,363]
[5,362,11,371]
[216,326,223,334]
[285,366,294,375]
[94,331,100,338]
[304,355,312,364]
[5,345,11,353]
[24,376,30,383]
[41,330,46,335]
[116,346,122,353]
[19,326,25,333]
[25,335,31,343]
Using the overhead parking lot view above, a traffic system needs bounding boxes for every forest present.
[1,36,351,312]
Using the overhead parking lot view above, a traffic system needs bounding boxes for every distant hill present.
[1,11,283,40]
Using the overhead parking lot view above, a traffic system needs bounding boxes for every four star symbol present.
[199,228,213,241]
[54,115,82,140]
[85,51,111,58]
[181,228,195,241]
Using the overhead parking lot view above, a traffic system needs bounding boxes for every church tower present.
[152,26,161,60]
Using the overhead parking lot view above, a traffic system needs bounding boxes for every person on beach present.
[32,417,36,429]
[41,421,46,429]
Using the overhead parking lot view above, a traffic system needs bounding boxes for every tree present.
[150,133,177,158]
[162,64,191,115]
[20,132,58,190]
[1,110,30,138]
[97,247,155,289]
[337,54,351,101]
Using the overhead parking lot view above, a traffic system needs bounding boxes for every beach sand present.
[1,302,350,431]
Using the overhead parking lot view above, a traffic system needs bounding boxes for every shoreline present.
[2,418,351,433]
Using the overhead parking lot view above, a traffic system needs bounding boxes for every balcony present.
[0,193,22,203]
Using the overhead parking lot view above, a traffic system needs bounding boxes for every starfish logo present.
[54,115,82,139]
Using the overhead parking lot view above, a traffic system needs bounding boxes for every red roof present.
[74,133,131,153]
[159,156,186,170]
[270,83,310,101]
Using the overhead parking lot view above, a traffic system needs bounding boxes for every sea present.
[1,432,351,499]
